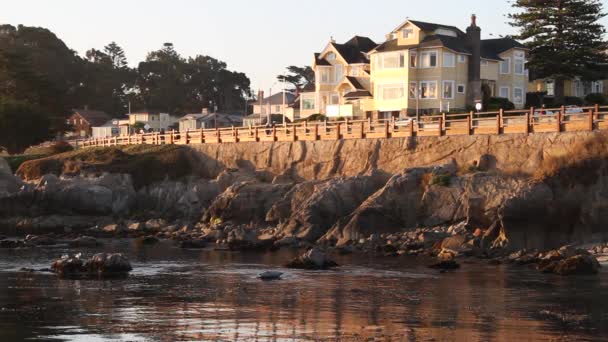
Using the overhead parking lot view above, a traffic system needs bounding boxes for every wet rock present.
[25,235,58,246]
[440,235,468,252]
[437,249,457,261]
[51,253,132,277]
[144,219,166,232]
[103,223,127,235]
[286,248,338,270]
[84,253,133,275]
[0,240,25,249]
[180,239,207,249]
[551,255,601,276]
[259,271,283,281]
[428,260,460,270]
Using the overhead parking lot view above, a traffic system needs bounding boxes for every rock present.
[103,223,127,234]
[144,219,166,231]
[180,239,207,249]
[25,235,58,246]
[259,271,283,281]
[128,222,145,232]
[418,231,449,244]
[428,260,460,270]
[437,249,457,261]
[51,253,132,278]
[0,240,24,248]
[440,235,468,252]
[286,248,338,270]
[84,253,133,275]
[552,255,601,276]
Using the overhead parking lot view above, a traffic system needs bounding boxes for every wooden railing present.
[76,105,608,148]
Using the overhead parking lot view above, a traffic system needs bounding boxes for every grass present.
[430,172,452,187]
[533,133,608,184]
[16,144,203,189]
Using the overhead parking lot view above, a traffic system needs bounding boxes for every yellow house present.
[300,15,529,119]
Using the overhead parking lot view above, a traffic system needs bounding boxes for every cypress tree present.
[509,0,608,104]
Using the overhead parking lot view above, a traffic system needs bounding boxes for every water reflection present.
[0,240,606,341]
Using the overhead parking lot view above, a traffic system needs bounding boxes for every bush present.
[299,113,327,122]
[585,93,606,105]
[487,97,515,111]
[431,172,451,187]
[564,96,584,106]
[526,91,547,108]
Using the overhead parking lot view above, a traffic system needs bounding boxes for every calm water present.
[0,240,607,341]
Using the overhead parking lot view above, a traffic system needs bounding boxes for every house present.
[251,91,297,121]
[92,119,129,138]
[127,112,179,132]
[527,64,608,100]
[179,112,243,131]
[67,108,111,137]
[299,15,529,119]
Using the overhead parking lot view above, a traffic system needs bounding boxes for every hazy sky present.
[2,0,608,95]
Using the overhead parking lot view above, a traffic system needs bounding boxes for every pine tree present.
[104,42,128,69]
[509,0,608,104]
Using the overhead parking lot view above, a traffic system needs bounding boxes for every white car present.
[565,106,584,114]
[394,117,416,127]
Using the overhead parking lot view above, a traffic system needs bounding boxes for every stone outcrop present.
[272,173,386,242]
[51,253,132,278]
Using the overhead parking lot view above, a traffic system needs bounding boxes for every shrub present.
[487,97,515,111]
[431,172,451,187]
[564,96,584,106]
[585,93,606,105]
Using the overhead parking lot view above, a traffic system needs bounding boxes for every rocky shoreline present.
[1,135,608,277]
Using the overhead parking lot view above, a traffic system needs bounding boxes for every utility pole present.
[282,75,286,125]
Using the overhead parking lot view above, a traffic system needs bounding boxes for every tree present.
[0,99,52,154]
[509,0,608,104]
[277,66,315,92]
[104,42,128,69]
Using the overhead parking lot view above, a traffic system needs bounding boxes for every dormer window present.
[434,28,457,37]
[402,28,414,39]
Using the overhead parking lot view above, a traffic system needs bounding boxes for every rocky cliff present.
[2,131,608,253]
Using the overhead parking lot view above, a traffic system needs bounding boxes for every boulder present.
[286,248,338,270]
[440,235,468,252]
[51,254,85,275]
[84,253,133,275]
[274,174,385,242]
[551,255,601,276]
[259,271,283,281]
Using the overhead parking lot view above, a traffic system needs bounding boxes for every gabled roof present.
[329,35,378,64]
[314,53,331,66]
[345,76,366,90]
[393,19,465,36]
[481,38,527,60]
[256,92,296,106]
[372,34,471,54]
[344,90,373,99]
[72,109,111,127]
[344,36,378,53]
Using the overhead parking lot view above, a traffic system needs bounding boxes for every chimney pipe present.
[465,14,482,107]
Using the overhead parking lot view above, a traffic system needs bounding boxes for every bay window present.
[443,52,455,67]
[514,52,525,75]
[513,87,524,104]
[409,82,418,99]
[500,57,511,74]
[419,81,437,99]
[419,51,438,68]
[377,51,406,69]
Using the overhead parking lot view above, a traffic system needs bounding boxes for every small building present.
[179,112,243,131]
[127,112,179,132]
[251,92,297,119]
[67,108,111,137]
[92,119,130,138]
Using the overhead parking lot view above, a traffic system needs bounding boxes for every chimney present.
[330,36,336,44]
[202,108,208,115]
[465,14,482,106]
[385,33,394,41]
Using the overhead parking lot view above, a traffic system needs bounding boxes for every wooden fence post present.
[216,128,220,143]
[410,120,415,136]
[254,127,259,142]
[556,110,562,132]
[595,104,600,121]
[336,122,341,140]
[384,120,389,138]
[272,125,277,141]
[292,125,297,141]
[525,113,530,135]
[200,128,204,144]
[469,111,473,135]
[314,124,319,140]
[589,109,594,131]
[438,116,443,136]
[360,121,365,139]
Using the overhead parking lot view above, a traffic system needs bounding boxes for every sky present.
[2,0,608,95]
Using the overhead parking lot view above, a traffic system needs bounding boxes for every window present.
[379,84,405,101]
[443,52,455,67]
[409,82,418,99]
[592,81,603,94]
[419,81,438,99]
[500,57,511,74]
[545,80,555,96]
[481,59,489,66]
[434,28,457,37]
[442,81,455,99]
[320,68,330,83]
[330,94,340,105]
[410,51,417,68]
[513,87,524,104]
[326,52,336,61]
[335,64,343,82]
[377,51,406,69]
[499,87,510,99]
[514,53,525,75]
[457,84,466,94]
[458,55,466,63]
[302,98,316,110]
[275,105,282,113]
[402,28,414,38]
[419,51,438,68]
[351,66,359,76]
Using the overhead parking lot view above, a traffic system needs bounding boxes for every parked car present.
[394,117,417,127]
[565,106,584,114]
